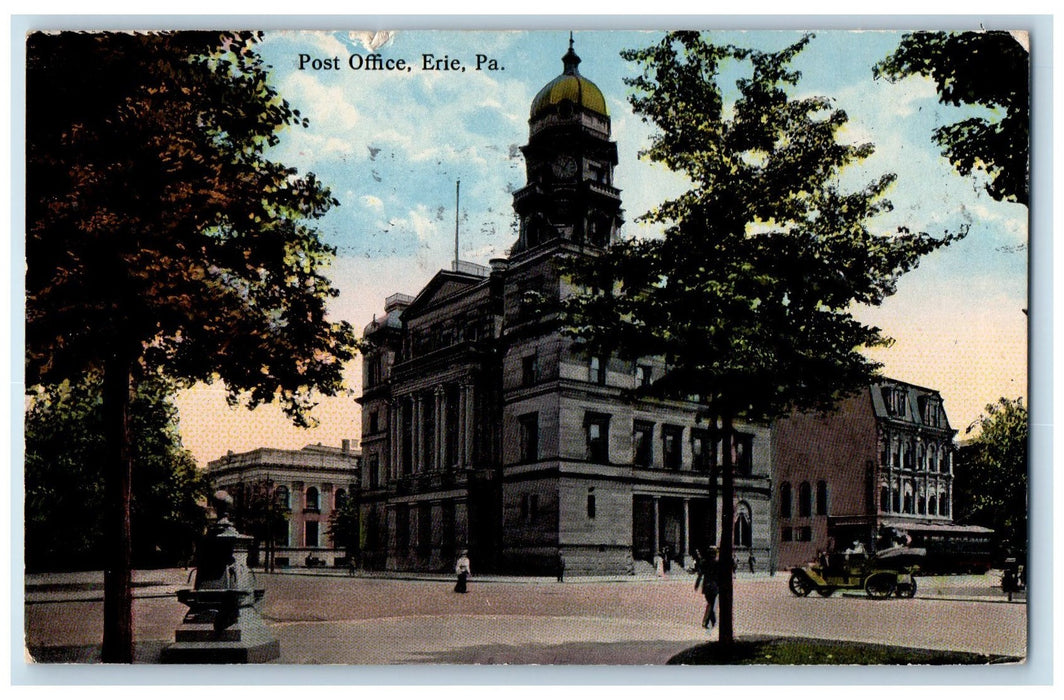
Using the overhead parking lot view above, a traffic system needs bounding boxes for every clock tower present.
[510,37,623,256]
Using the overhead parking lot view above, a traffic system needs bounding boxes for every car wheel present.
[865,574,895,599]
[895,579,917,598]
[789,572,813,597]
[817,587,836,597]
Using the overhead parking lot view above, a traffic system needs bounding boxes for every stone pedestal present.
[162,494,280,664]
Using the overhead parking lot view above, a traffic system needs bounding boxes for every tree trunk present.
[101,354,134,662]
[718,408,735,648]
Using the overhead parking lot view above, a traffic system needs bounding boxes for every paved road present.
[23,570,1027,664]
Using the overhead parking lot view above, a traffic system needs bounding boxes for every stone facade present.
[207,442,361,568]
[355,42,773,576]
[772,379,957,569]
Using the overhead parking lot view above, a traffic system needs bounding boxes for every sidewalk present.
[23,567,1025,604]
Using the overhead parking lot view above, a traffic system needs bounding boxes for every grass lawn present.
[667,636,1023,665]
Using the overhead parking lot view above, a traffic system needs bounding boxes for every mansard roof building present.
[356,42,773,575]
[772,378,965,570]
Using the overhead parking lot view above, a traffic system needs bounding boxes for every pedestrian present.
[454,550,471,593]
[694,546,720,629]
[556,549,565,583]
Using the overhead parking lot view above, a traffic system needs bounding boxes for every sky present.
[173,28,1029,467]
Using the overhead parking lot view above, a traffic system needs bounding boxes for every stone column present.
[653,496,661,553]
[463,383,475,467]
[412,394,423,474]
[435,387,445,471]
[388,400,398,482]
[385,505,398,570]
[682,498,691,559]
[457,386,466,468]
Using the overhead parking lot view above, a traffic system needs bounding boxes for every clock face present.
[552,155,578,179]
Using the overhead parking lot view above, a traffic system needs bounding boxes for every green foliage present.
[25,375,211,572]
[327,486,360,563]
[229,479,289,565]
[875,31,1030,205]
[562,33,960,423]
[25,31,357,422]
[954,397,1028,558]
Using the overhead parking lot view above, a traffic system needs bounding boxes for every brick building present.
[355,41,773,575]
[207,442,361,568]
[772,379,959,569]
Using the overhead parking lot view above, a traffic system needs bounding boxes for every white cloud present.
[360,195,384,211]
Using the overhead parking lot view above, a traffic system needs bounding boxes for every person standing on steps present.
[454,550,471,593]
[694,546,720,629]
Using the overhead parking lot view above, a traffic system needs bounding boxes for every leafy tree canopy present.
[874,31,1030,206]
[26,31,357,421]
[562,32,961,424]
[25,375,211,572]
[954,397,1028,558]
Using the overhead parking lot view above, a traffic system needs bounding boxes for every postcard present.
[19,24,1034,676]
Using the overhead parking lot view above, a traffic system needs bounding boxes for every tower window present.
[522,353,539,386]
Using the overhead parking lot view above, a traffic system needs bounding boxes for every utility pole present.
[454,179,461,270]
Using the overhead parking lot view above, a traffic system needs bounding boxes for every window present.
[662,425,683,470]
[585,413,610,463]
[369,410,379,434]
[635,364,652,388]
[522,353,539,386]
[691,430,711,471]
[928,494,937,516]
[519,412,539,463]
[879,485,890,513]
[816,481,829,516]
[276,522,289,547]
[587,488,596,519]
[733,502,752,549]
[366,356,383,387]
[335,489,347,509]
[781,526,793,542]
[275,485,290,510]
[903,484,914,514]
[733,434,753,476]
[368,455,380,489]
[780,482,792,518]
[891,488,901,513]
[588,356,605,385]
[520,493,539,523]
[798,482,812,517]
[939,493,949,516]
[305,487,320,512]
[305,521,319,548]
[798,526,812,542]
[633,421,653,468]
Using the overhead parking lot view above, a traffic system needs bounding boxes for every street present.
[24,570,1027,664]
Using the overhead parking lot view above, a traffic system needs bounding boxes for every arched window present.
[798,482,812,517]
[903,483,914,514]
[779,482,792,518]
[879,485,890,513]
[939,491,949,516]
[275,485,290,510]
[733,502,752,549]
[335,489,347,509]
[891,485,901,513]
[305,486,319,512]
[816,481,829,516]
[928,494,937,516]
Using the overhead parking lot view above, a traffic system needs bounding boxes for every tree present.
[954,398,1028,560]
[874,31,1030,206]
[26,31,357,661]
[328,486,360,567]
[559,33,959,646]
[229,478,289,571]
[25,375,212,572]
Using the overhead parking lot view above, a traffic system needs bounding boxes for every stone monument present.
[161,491,280,663]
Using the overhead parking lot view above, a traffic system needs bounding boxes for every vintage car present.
[788,545,926,599]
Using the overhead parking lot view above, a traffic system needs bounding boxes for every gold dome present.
[529,41,608,120]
